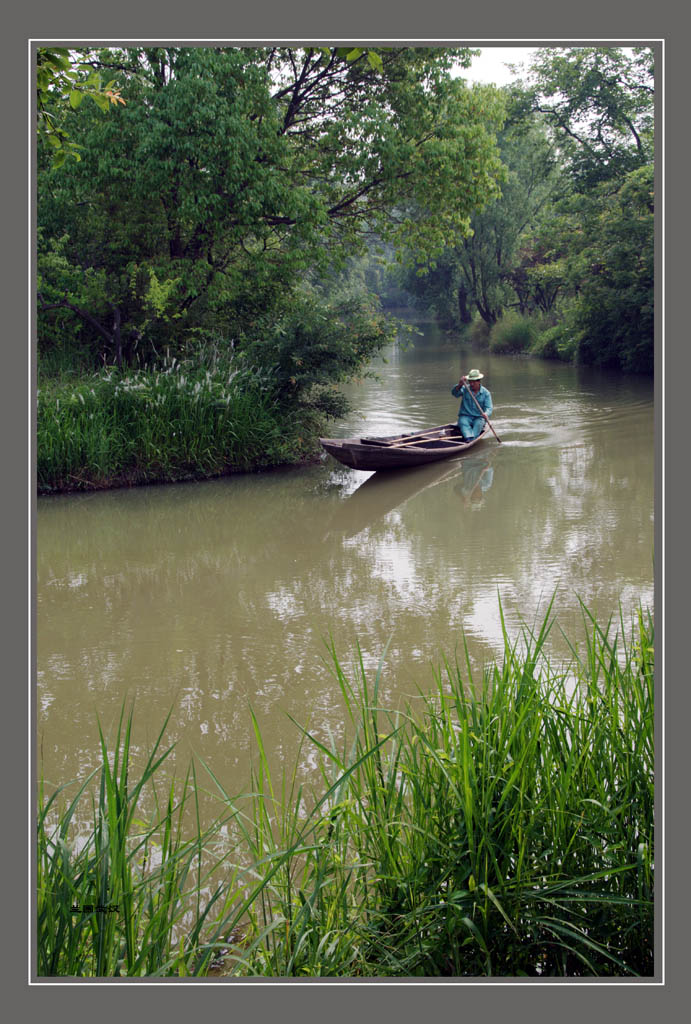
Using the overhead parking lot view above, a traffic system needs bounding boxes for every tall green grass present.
[37,602,654,977]
[37,355,314,493]
[212,601,654,977]
[36,706,250,976]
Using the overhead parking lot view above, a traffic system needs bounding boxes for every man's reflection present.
[456,456,494,509]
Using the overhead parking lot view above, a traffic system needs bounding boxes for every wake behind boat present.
[319,422,488,471]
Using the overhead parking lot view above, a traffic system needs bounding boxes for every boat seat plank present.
[362,432,460,449]
[360,424,457,448]
[389,437,465,449]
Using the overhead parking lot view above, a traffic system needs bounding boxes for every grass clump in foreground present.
[36,707,253,977]
[37,602,654,977]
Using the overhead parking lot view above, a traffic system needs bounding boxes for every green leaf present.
[69,90,84,110]
[367,51,384,72]
[90,92,110,113]
[50,54,72,71]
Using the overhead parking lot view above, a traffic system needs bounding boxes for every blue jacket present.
[451,383,493,419]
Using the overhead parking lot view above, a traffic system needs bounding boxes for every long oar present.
[461,380,502,444]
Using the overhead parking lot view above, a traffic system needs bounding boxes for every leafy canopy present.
[38,46,507,367]
[36,47,125,168]
[526,46,654,189]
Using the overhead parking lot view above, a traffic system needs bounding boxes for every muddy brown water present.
[37,328,654,821]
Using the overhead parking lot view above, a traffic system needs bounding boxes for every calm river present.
[37,326,654,813]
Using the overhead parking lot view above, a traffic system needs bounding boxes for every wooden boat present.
[319,422,488,471]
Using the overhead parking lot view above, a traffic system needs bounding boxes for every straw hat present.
[466,368,484,380]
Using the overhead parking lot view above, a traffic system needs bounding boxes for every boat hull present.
[319,422,488,471]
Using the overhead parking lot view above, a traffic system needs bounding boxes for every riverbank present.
[38,602,654,978]
[446,311,653,375]
[37,360,322,494]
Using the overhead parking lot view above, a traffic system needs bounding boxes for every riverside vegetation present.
[37,299,396,492]
[36,47,504,493]
[37,602,654,977]
[37,355,310,493]
[400,49,654,375]
[36,47,653,493]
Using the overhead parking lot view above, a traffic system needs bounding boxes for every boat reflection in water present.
[328,451,496,539]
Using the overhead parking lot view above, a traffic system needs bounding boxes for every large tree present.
[559,165,654,372]
[526,46,654,191]
[524,46,655,371]
[402,89,563,327]
[403,47,655,375]
[38,46,506,368]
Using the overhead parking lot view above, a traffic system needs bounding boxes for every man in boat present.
[451,368,493,442]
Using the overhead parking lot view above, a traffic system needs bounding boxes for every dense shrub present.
[488,312,535,353]
[466,317,491,349]
[237,295,396,417]
[37,293,397,492]
[531,322,577,361]
[570,167,654,374]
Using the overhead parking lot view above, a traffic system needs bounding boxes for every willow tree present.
[38,46,506,368]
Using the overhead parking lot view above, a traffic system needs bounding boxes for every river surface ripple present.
[37,329,654,812]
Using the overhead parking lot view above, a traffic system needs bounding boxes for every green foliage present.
[237,295,396,419]
[569,166,654,372]
[36,353,302,492]
[509,212,573,316]
[518,48,654,373]
[335,241,417,313]
[402,48,654,376]
[466,316,491,349]
[406,91,563,328]
[489,312,536,353]
[527,46,654,190]
[37,290,397,492]
[402,248,468,328]
[37,706,242,976]
[36,47,125,168]
[530,321,577,361]
[37,46,505,372]
[217,601,654,977]
[38,603,654,977]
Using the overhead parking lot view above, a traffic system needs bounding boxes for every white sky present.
[463,46,539,85]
